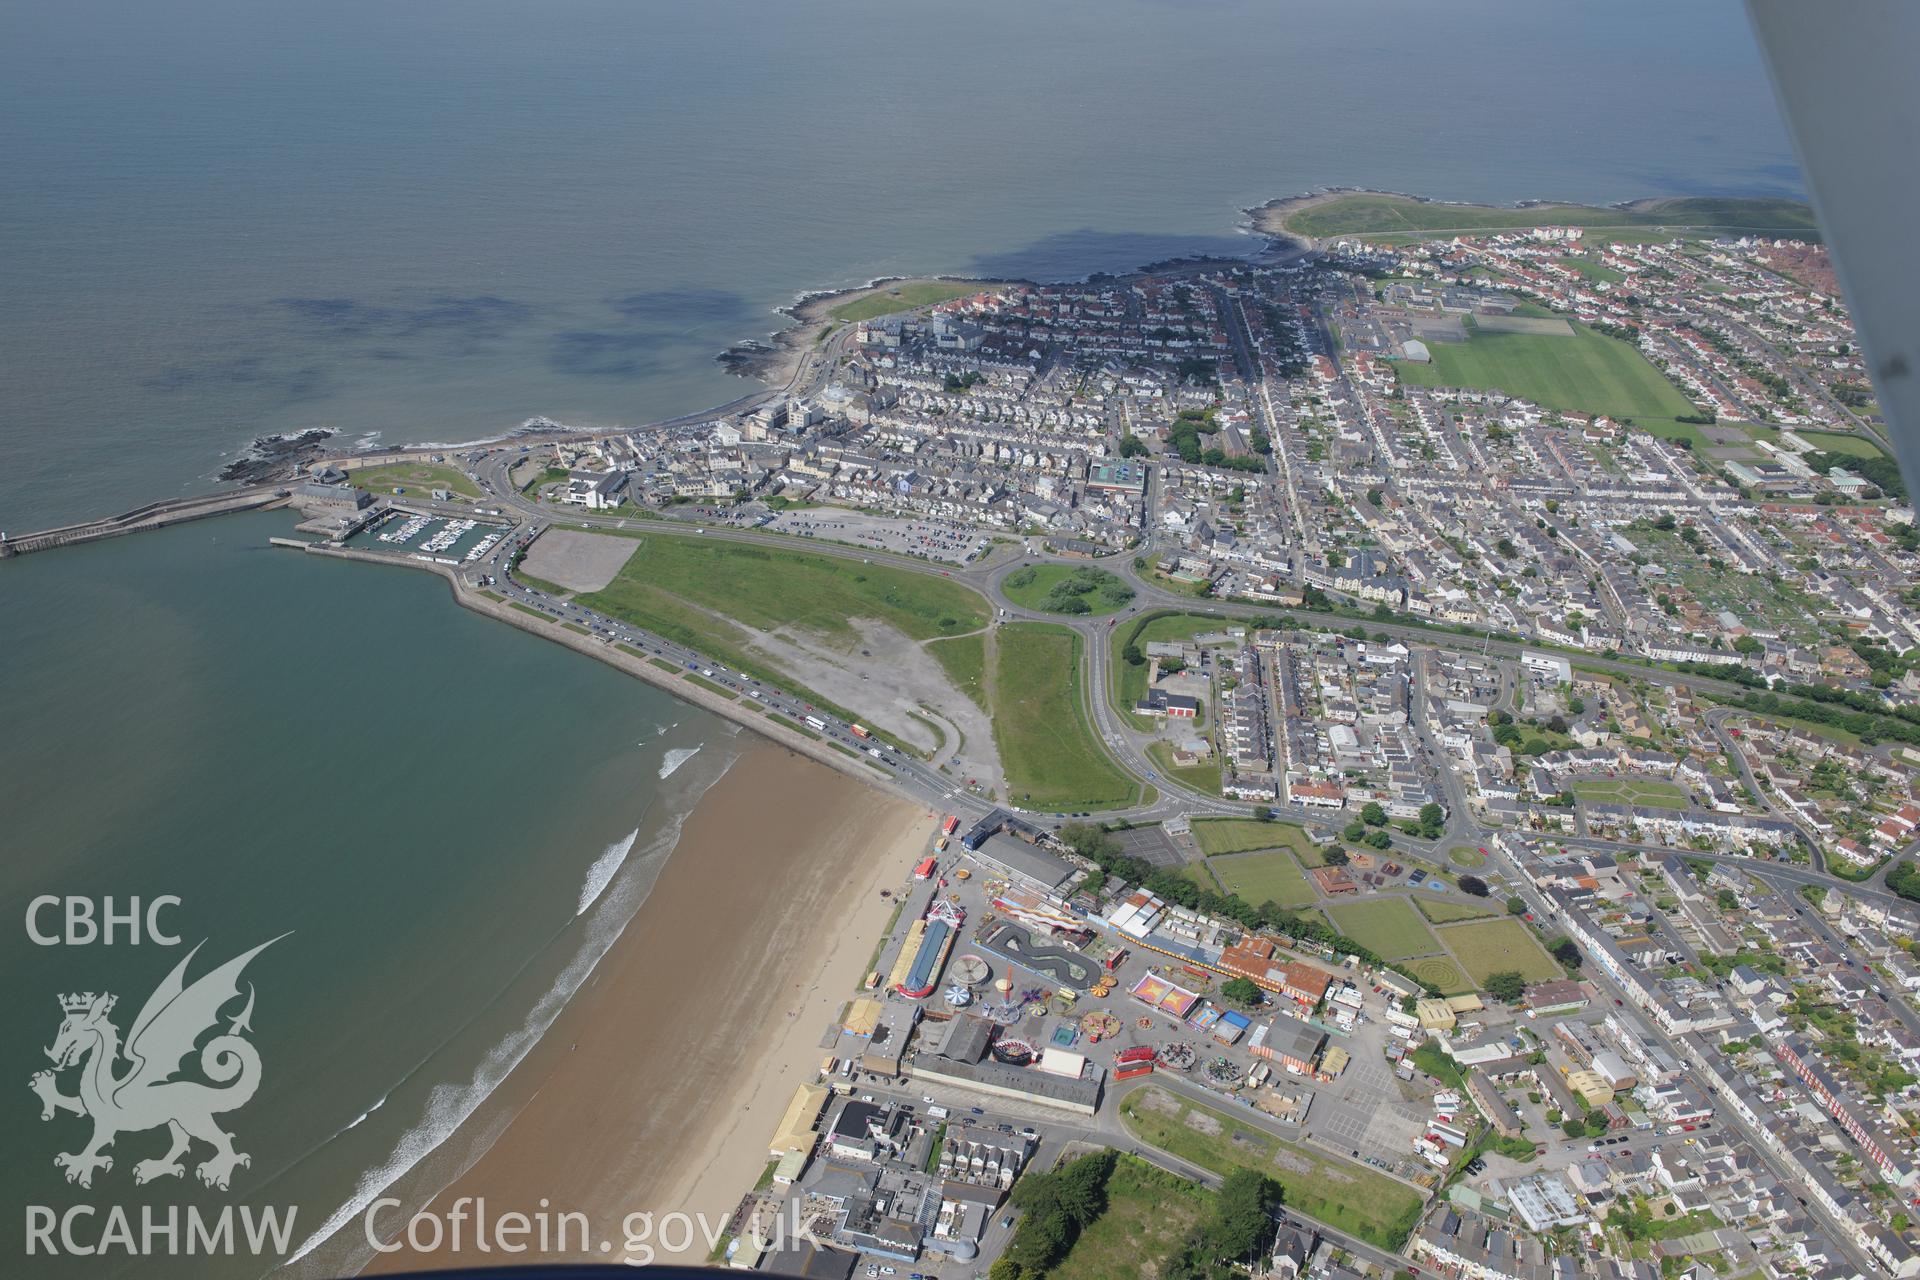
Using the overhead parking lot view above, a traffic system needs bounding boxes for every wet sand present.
[361,742,929,1270]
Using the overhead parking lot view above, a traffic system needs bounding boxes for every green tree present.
[1485,971,1527,1003]
[1222,976,1263,1007]
[1205,1168,1281,1262]
[1361,802,1387,827]
[1506,896,1528,916]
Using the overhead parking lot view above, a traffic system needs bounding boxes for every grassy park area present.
[1404,956,1470,994]
[1573,778,1691,809]
[1002,563,1134,616]
[1326,898,1439,962]
[1397,320,1697,423]
[1117,1087,1425,1249]
[581,536,987,645]
[828,280,985,323]
[993,623,1137,810]
[346,461,480,499]
[1190,818,1325,863]
[1794,429,1886,459]
[1438,918,1562,985]
[1208,850,1316,909]
[1417,896,1500,924]
[924,633,988,711]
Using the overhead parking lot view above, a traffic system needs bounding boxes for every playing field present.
[1438,918,1561,986]
[1397,321,1696,422]
[1404,956,1470,994]
[1190,818,1325,862]
[1117,1087,1425,1249]
[1573,778,1691,809]
[1326,898,1438,962]
[1416,896,1499,924]
[1209,850,1316,908]
[1793,429,1886,460]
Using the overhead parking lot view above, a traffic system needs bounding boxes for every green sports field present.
[1793,429,1888,460]
[1438,918,1561,986]
[1416,896,1499,924]
[1208,850,1317,908]
[1190,817,1324,862]
[1326,897,1439,962]
[1404,956,1469,994]
[1397,320,1697,422]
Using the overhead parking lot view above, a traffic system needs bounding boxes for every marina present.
[353,509,513,564]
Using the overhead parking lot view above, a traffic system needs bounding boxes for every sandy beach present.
[360,741,929,1271]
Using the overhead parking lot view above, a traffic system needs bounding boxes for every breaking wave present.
[659,746,701,779]
[576,827,639,916]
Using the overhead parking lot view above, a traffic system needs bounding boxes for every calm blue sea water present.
[0,2,1796,1274]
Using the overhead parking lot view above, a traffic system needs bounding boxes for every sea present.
[0,1,1798,1274]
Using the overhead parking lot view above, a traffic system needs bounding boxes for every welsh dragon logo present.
[29,937,284,1191]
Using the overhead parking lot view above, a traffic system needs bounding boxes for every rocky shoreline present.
[217,428,336,485]
[712,274,1014,389]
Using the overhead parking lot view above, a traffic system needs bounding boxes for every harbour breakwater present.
[0,488,287,557]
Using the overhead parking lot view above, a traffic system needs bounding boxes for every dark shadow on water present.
[143,354,333,405]
[272,295,533,346]
[608,288,756,325]
[965,228,1267,283]
[549,329,673,379]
